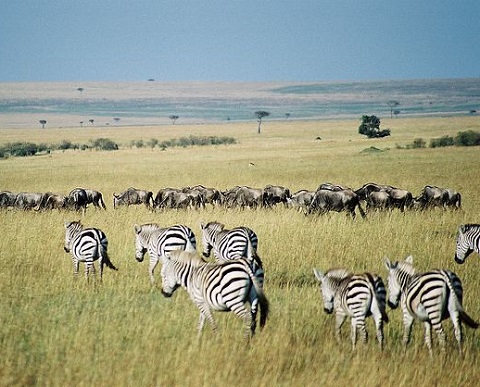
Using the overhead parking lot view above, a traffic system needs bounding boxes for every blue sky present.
[1,0,479,82]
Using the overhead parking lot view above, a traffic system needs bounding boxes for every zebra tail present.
[103,251,118,271]
[249,271,269,329]
[460,310,479,329]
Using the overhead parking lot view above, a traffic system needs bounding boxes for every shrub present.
[89,138,119,151]
[430,135,454,148]
[454,130,480,146]
[411,138,426,149]
[358,115,391,138]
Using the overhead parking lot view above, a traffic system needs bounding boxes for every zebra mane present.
[136,223,161,233]
[168,250,207,267]
[461,224,480,232]
[206,221,225,230]
[325,268,352,280]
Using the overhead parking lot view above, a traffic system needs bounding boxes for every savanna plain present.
[1,116,480,386]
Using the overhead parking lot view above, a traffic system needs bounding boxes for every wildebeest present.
[113,187,153,209]
[415,185,461,210]
[308,188,366,219]
[84,188,107,210]
[355,183,412,212]
[187,185,223,207]
[14,192,47,210]
[223,186,264,209]
[66,188,89,213]
[263,184,291,208]
[287,190,315,212]
[36,192,67,210]
[0,191,18,209]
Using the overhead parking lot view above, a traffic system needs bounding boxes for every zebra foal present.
[384,255,478,356]
[64,221,117,281]
[134,223,197,285]
[455,224,480,264]
[161,250,269,339]
[313,268,389,350]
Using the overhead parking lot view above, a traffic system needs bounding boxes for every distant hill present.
[0,79,478,128]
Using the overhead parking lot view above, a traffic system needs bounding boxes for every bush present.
[358,115,391,138]
[411,138,426,149]
[89,138,119,151]
[4,142,40,157]
[430,135,454,148]
[454,131,480,146]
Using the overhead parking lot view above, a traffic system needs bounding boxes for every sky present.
[1,0,479,82]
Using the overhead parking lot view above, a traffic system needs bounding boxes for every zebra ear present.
[384,257,395,270]
[405,255,414,264]
[313,268,324,282]
[459,225,467,234]
[200,222,205,229]
[134,224,141,234]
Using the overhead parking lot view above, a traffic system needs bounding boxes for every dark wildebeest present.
[317,182,352,192]
[36,192,67,210]
[14,192,48,210]
[84,188,107,210]
[287,190,316,212]
[154,187,182,209]
[416,185,461,210]
[308,188,366,219]
[66,188,89,213]
[224,186,264,209]
[263,185,291,208]
[355,183,412,212]
[0,191,18,209]
[185,185,223,208]
[113,187,153,209]
[365,190,393,212]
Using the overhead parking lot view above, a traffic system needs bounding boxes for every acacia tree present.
[388,100,400,118]
[358,115,391,138]
[39,120,47,129]
[169,115,179,125]
[255,111,270,134]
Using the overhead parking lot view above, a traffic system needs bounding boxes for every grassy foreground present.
[1,117,480,386]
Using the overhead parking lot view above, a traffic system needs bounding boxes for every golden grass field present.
[1,116,480,386]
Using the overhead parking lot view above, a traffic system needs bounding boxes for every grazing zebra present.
[161,250,269,339]
[313,268,389,350]
[64,221,117,281]
[455,224,480,264]
[134,223,197,285]
[384,255,478,355]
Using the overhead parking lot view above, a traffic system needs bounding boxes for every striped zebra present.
[313,268,389,350]
[200,221,263,274]
[455,224,480,264]
[384,255,479,355]
[161,250,269,339]
[134,223,197,285]
[64,221,117,281]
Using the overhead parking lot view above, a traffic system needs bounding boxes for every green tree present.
[358,115,391,138]
[388,100,400,118]
[255,111,270,134]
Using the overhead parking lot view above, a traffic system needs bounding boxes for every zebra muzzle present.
[161,290,172,298]
[64,247,70,253]
[323,307,333,315]
[387,301,398,310]
[454,256,465,264]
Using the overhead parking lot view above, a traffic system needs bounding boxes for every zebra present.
[64,221,117,281]
[455,224,480,264]
[313,268,389,350]
[134,223,197,285]
[384,255,478,355]
[160,250,269,339]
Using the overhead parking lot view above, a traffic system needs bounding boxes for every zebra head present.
[313,268,349,314]
[160,251,186,297]
[454,225,474,264]
[64,220,83,253]
[384,255,415,309]
[200,221,223,258]
[134,224,148,262]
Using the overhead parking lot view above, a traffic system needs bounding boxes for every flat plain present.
[1,115,480,386]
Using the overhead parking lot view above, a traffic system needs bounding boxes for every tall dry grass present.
[1,117,479,386]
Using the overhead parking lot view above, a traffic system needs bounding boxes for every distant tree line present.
[0,135,237,159]
[399,130,480,149]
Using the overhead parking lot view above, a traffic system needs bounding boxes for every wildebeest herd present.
[0,182,462,216]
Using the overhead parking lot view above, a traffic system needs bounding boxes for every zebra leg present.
[424,322,433,357]
[72,258,79,278]
[335,313,347,344]
[99,260,104,282]
[197,305,217,338]
[432,320,446,354]
[374,315,384,350]
[148,258,159,286]
[229,303,253,339]
[402,313,414,351]
[448,304,463,354]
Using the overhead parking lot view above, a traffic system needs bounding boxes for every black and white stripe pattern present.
[384,255,478,355]
[64,221,117,280]
[134,223,197,285]
[160,250,269,339]
[313,267,389,350]
[455,224,480,264]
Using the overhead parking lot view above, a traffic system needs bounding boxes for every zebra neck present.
[398,270,413,291]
